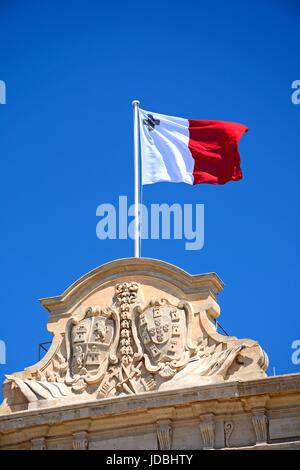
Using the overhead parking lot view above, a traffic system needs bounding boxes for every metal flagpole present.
[132,99,140,258]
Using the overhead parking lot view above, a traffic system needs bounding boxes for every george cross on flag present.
[138,107,248,185]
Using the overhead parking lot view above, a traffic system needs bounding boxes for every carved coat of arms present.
[134,299,196,378]
[65,306,119,392]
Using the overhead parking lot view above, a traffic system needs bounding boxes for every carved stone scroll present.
[224,421,234,447]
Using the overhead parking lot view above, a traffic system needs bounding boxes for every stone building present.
[0,258,299,450]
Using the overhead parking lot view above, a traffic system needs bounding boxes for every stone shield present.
[136,300,195,378]
[71,315,115,376]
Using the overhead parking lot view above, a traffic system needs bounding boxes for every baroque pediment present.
[1,258,268,412]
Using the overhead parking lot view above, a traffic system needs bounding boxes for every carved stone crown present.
[1,258,268,413]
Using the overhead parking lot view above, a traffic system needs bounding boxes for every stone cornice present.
[1,374,299,433]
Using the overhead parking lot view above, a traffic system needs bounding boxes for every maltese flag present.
[139,108,248,185]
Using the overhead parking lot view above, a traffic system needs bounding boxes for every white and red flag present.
[139,108,248,185]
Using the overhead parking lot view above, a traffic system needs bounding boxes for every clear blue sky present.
[0,0,299,395]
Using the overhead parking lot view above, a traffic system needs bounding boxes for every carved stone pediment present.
[0,258,269,413]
